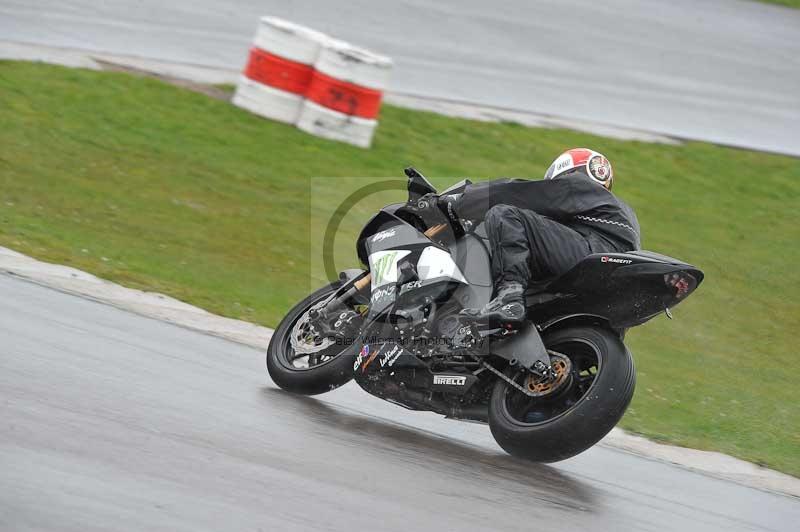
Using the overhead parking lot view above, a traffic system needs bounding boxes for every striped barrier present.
[232,17,392,148]
[297,39,392,148]
[233,17,326,124]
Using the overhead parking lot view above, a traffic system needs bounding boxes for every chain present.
[481,350,568,398]
[481,361,538,397]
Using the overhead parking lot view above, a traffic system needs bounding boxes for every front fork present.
[307,270,370,338]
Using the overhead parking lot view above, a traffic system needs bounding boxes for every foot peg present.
[459,283,526,328]
[459,301,525,329]
[450,315,521,349]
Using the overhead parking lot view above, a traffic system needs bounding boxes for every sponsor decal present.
[556,156,573,172]
[362,347,379,371]
[433,375,467,386]
[354,344,379,372]
[354,344,369,371]
[601,256,632,264]
[371,229,396,243]
[371,284,396,303]
[379,344,403,368]
[399,280,422,294]
[372,251,398,286]
[547,153,575,179]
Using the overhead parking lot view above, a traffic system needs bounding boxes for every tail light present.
[664,272,697,300]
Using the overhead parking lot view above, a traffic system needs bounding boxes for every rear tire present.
[488,326,635,462]
[267,283,356,395]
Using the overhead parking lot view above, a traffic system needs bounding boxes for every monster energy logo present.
[372,251,398,286]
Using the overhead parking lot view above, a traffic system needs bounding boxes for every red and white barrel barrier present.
[233,17,392,148]
[297,39,392,148]
[232,17,327,124]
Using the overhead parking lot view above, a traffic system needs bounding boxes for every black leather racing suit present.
[443,172,641,287]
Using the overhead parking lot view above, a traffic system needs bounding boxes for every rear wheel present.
[267,283,358,395]
[488,326,635,462]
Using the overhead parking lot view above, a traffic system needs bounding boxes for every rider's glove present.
[437,194,460,224]
[409,193,469,236]
[407,193,445,227]
[437,193,471,235]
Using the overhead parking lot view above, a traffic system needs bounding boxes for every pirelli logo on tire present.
[433,375,466,386]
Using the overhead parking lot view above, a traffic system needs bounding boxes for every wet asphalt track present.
[1,0,799,155]
[2,274,799,531]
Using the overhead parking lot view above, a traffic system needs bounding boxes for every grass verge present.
[1,61,798,475]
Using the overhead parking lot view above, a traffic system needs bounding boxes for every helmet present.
[544,148,614,189]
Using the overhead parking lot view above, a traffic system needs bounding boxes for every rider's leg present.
[462,204,591,326]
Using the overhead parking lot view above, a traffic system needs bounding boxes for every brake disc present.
[289,301,335,356]
[524,351,572,397]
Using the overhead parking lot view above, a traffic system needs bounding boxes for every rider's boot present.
[460,282,526,328]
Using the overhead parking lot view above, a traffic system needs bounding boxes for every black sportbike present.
[267,169,703,462]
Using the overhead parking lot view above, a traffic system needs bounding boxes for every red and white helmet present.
[544,148,614,189]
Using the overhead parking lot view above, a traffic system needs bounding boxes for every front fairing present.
[356,205,410,265]
[360,211,467,323]
[362,212,438,317]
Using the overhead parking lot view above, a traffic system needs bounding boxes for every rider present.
[431,148,641,326]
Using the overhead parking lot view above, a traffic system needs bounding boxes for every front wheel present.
[488,326,635,462]
[267,283,358,395]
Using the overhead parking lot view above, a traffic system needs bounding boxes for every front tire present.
[488,326,635,462]
[267,283,357,395]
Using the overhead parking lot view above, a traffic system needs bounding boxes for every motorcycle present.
[267,168,703,462]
